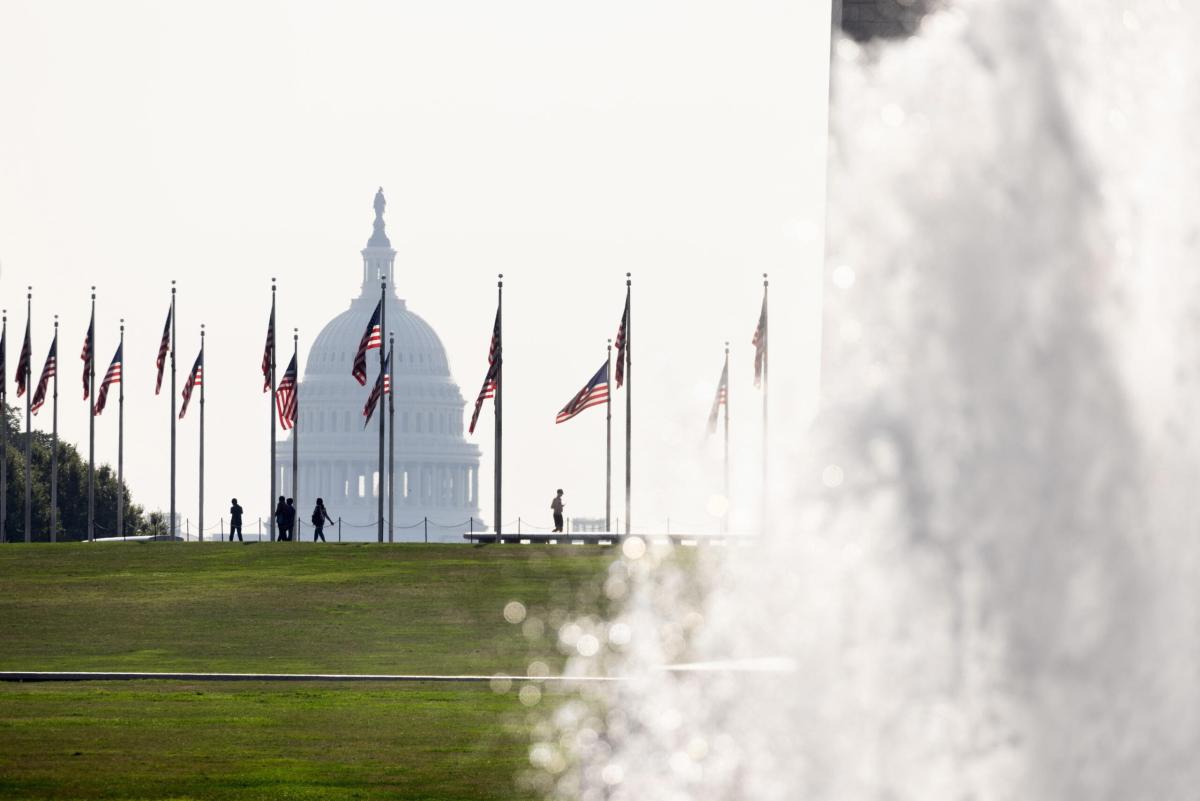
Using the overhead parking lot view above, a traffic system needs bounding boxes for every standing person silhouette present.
[285,498,297,542]
[311,498,333,543]
[229,498,243,542]
[274,496,289,541]
[551,489,565,533]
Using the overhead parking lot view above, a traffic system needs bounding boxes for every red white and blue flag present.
[556,360,610,424]
[261,305,275,392]
[93,344,122,416]
[752,293,767,388]
[707,359,728,434]
[362,352,391,425]
[155,306,171,395]
[352,300,383,385]
[468,307,501,435]
[179,350,203,419]
[80,314,93,400]
[614,293,629,389]
[31,334,57,416]
[15,318,31,398]
[276,353,298,430]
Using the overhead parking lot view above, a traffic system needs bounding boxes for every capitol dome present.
[274,189,482,540]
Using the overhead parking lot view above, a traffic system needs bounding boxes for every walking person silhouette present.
[285,498,297,541]
[229,498,243,542]
[274,496,289,541]
[311,498,333,543]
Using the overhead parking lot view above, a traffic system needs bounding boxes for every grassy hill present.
[0,543,617,800]
[0,543,612,674]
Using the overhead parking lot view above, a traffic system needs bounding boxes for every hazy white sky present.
[0,0,830,535]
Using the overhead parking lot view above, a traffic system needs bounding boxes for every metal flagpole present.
[606,339,612,532]
[292,328,299,540]
[24,288,32,543]
[170,281,177,540]
[495,274,503,538]
[87,287,95,542]
[199,324,205,542]
[387,331,394,543]
[117,320,124,538]
[624,273,632,535]
[269,278,277,542]
[724,341,730,535]
[762,273,769,534]
[377,279,386,543]
[1,310,6,543]
[51,317,58,542]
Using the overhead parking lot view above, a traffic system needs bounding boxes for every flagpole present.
[387,331,394,544]
[24,288,32,543]
[87,287,95,542]
[270,278,277,542]
[117,319,124,539]
[723,341,730,535]
[170,280,177,540]
[51,317,58,542]
[762,273,769,535]
[624,273,632,536]
[199,324,205,543]
[292,328,299,540]
[377,279,386,544]
[1,310,6,544]
[606,339,612,532]
[495,274,503,538]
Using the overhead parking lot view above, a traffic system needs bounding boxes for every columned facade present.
[275,189,482,541]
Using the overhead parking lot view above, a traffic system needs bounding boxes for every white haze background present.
[0,0,829,533]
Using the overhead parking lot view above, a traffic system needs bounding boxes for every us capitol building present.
[274,189,482,540]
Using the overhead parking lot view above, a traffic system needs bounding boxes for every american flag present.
[707,359,729,434]
[93,344,122,416]
[15,318,31,398]
[556,360,610,424]
[752,293,767,388]
[179,350,203,420]
[31,335,57,416]
[261,305,274,392]
[362,352,391,426]
[155,306,171,395]
[276,353,298,430]
[351,300,383,385]
[80,314,93,400]
[614,293,629,388]
[468,307,501,435]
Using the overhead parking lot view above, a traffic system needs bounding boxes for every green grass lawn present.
[0,543,613,675]
[0,544,616,800]
[0,681,548,801]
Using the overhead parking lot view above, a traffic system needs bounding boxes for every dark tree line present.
[0,404,149,541]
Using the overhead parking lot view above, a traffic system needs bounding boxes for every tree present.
[0,404,146,541]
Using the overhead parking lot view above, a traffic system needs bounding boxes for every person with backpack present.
[311,498,333,543]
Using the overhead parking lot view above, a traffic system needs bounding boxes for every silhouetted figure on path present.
[311,498,333,543]
[551,489,565,533]
[285,498,297,541]
[229,498,243,542]
[274,496,289,541]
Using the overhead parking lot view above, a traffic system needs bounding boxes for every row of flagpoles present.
[463,272,769,536]
[0,270,768,543]
[0,282,202,542]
